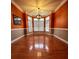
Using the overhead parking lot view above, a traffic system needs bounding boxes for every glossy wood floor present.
[12,34,68,59]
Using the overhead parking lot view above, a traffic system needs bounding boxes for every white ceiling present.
[12,0,65,16]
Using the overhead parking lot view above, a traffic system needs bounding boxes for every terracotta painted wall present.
[11,3,28,40]
[50,13,55,28]
[54,1,68,28]
[53,1,68,41]
[23,13,28,28]
[11,3,25,29]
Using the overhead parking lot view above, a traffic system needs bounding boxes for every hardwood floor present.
[11,34,68,59]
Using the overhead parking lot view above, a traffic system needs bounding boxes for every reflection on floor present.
[11,34,68,59]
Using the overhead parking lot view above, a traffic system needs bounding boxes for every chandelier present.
[37,15,41,19]
[36,0,41,19]
[36,8,41,19]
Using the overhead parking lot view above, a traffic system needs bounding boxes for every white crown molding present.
[11,0,24,12]
[54,0,67,12]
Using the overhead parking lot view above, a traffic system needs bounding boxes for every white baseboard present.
[46,33,68,44]
[11,33,33,44]
[53,34,68,44]
[11,33,68,44]
[11,35,25,44]
[27,33,33,35]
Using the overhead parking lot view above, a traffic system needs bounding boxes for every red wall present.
[11,3,27,29]
[50,13,55,28]
[54,1,68,28]
[11,1,68,29]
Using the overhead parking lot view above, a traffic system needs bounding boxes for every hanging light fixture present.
[37,14,41,19]
[36,8,41,19]
[36,0,41,19]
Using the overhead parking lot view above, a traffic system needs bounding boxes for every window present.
[28,16,32,32]
[34,18,44,31]
[39,18,44,31]
[45,16,50,32]
[34,18,39,31]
